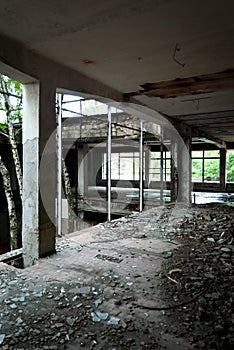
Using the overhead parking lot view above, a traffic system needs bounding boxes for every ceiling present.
[0,0,234,143]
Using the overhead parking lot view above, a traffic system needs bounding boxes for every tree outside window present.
[192,150,220,182]
[226,150,234,182]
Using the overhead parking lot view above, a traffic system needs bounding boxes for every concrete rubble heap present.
[0,203,233,349]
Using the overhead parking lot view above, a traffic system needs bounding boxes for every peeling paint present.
[126,69,234,99]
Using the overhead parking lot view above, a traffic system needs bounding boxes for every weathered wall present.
[62,113,161,140]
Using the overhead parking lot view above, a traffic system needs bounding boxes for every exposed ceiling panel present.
[130,70,234,99]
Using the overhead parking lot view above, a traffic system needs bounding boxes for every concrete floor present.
[3,203,233,349]
[27,209,195,349]
[0,206,196,349]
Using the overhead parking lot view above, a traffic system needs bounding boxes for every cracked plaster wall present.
[22,84,40,267]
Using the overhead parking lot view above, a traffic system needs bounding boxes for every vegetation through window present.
[149,151,171,182]
[192,150,220,182]
[226,150,234,182]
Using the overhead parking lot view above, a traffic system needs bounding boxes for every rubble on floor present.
[0,203,233,349]
[156,203,234,350]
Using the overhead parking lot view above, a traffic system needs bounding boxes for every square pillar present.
[171,142,178,202]
[220,148,226,191]
[22,81,56,267]
[177,127,192,203]
[77,145,86,197]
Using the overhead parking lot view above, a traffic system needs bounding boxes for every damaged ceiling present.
[0,0,234,142]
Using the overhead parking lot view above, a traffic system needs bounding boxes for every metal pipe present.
[107,106,112,221]
[56,94,63,236]
[62,98,84,104]
[139,120,144,212]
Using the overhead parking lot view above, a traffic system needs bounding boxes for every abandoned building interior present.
[0,1,234,349]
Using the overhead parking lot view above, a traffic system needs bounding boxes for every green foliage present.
[0,74,22,123]
[192,150,234,182]
[204,158,220,181]
[192,159,202,181]
[0,121,8,134]
[227,151,234,182]
[192,150,220,181]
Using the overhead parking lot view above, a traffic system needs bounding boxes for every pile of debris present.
[152,203,234,350]
[97,203,234,349]
[0,267,160,350]
[0,203,233,349]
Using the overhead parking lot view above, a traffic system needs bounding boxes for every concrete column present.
[139,120,144,212]
[144,149,150,188]
[171,142,178,202]
[22,81,56,267]
[160,142,164,205]
[220,148,226,191]
[176,127,192,203]
[77,145,85,196]
[22,83,40,267]
[107,106,112,221]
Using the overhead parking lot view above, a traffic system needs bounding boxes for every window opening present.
[192,150,220,182]
[150,151,171,181]
[102,151,144,181]
[226,150,234,182]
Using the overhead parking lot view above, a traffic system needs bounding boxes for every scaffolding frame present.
[56,94,164,231]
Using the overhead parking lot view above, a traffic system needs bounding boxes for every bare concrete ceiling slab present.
[0,0,234,142]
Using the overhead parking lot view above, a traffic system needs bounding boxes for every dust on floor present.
[0,203,233,349]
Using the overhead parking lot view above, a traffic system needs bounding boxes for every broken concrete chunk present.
[94,298,103,307]
[164,251,173,259]
[220,247,231,253]
[203,213,212,221]
[66,317,76,327]
[72,295,78,302]
[11,296,25,303]
[107,316,120,325]
[15,317,23,326]
[60,287,66,294]
[33,291,43,297]
[50,313,59,321]
[126,282,133,286]
[91,311,109,322]
[0,334,5,345]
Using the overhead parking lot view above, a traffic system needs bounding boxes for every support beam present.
[107,106,112,221]
[177,131,192,203]
[170,117,226,149]
[171,142,178,202]
[22,81,56,267]
[39,82,57,258]
[77,145,85,197]
[139,120,144,212]
[22,83,40,267]
[220,148,226,191]
[191,133,226,149]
